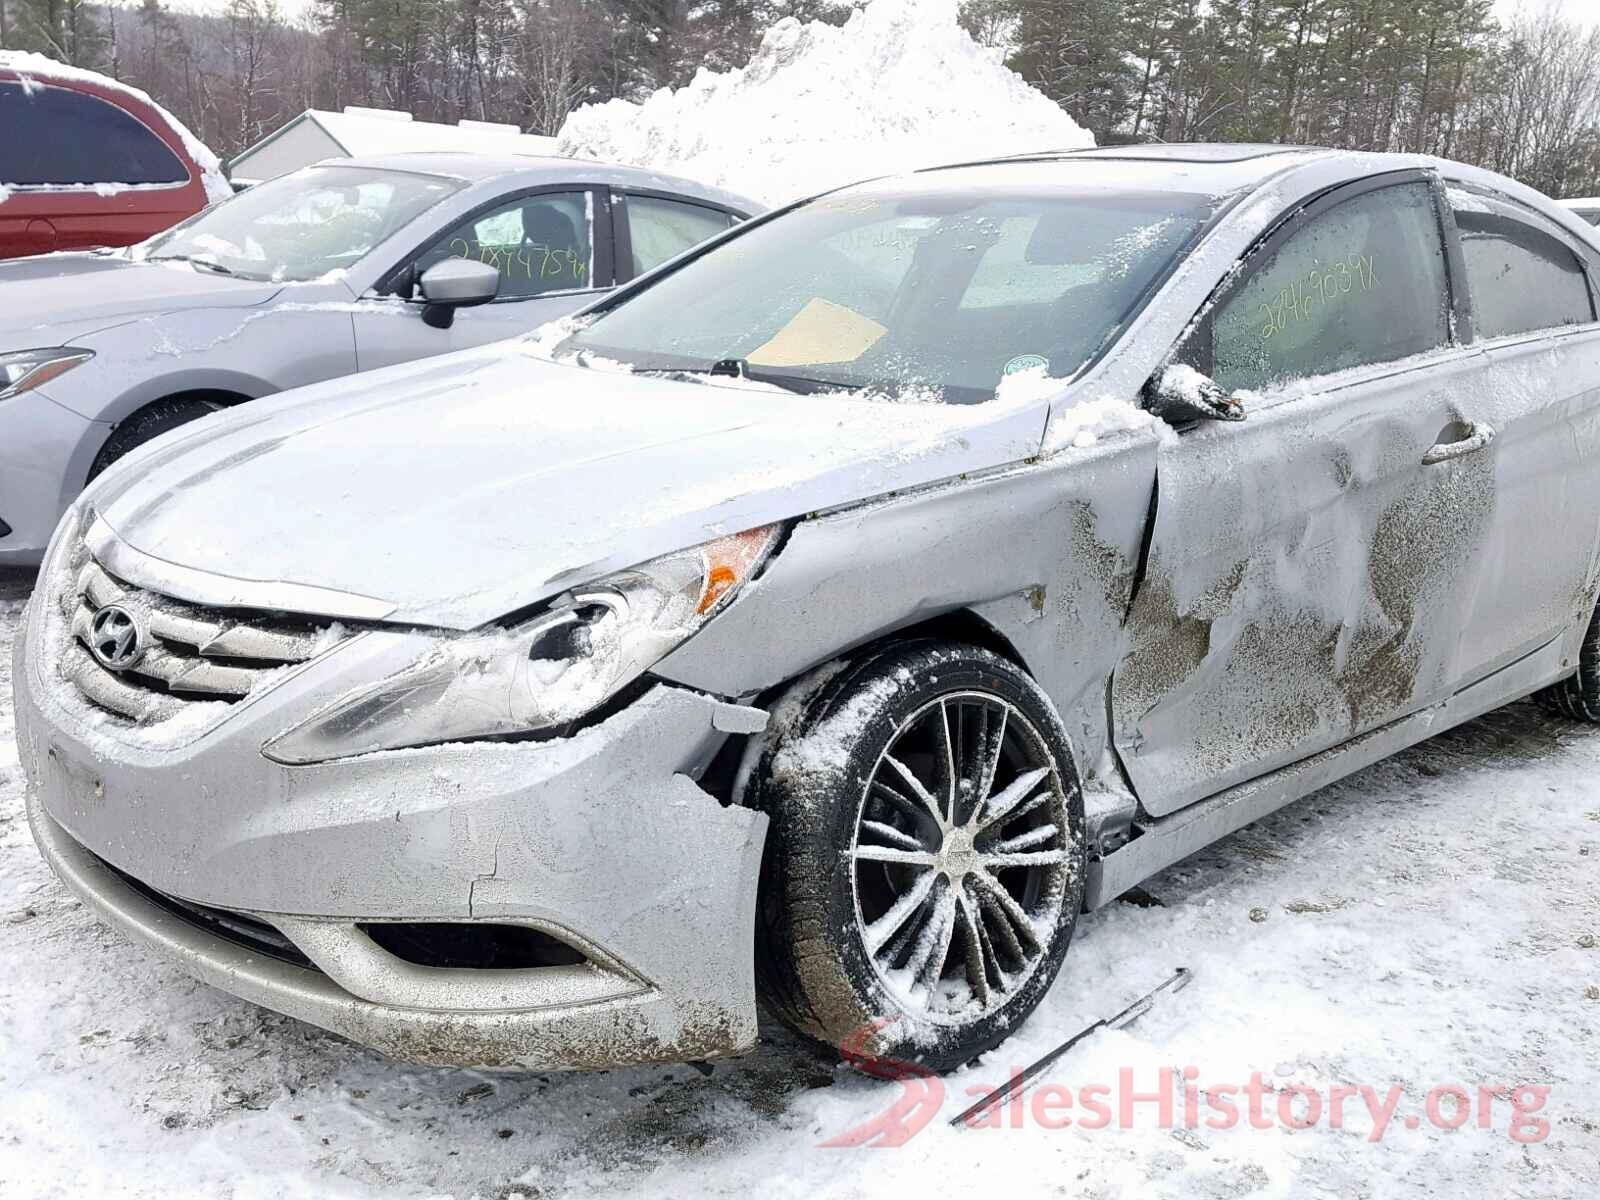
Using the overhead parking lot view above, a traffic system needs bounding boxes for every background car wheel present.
[87,397,225,482]
[752,641,1087,1073]
[1534,601,1600,722]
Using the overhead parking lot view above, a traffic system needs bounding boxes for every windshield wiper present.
[641,358,862,396]
[148,254,238,276]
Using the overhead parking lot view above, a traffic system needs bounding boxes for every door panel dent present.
[1114,352,1500,816]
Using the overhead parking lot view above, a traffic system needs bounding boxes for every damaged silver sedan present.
[15,145,1600,1073]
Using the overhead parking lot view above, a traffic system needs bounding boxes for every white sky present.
[1498,0,1600,22]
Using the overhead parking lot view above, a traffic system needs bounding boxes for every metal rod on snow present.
[949,966,1192,1129]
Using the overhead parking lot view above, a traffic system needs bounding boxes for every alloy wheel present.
[849,691,1073,1025]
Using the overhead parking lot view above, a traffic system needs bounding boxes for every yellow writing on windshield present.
[748,297,888,367]
[1259,253,1378,341]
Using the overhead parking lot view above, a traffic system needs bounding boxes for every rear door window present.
[1448,191,1593,338]
[413,191,594,299]
[0,81,187,186]
[1210,180,1450,393]
[622,195,735,277]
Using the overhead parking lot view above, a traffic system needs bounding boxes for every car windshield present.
[139,165,462,282]
[555,180,1216,403]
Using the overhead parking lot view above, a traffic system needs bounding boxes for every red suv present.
[0,53,227,259]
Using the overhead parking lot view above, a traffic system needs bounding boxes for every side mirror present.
[417,259,500,329]
[1143,364,1247,423]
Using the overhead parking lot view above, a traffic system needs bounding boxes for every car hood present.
[0,254,282,344]
[85,346,1047,629]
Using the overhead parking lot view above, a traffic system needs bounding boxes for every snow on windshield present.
[554,0,1091,207]
[136,166,461,282]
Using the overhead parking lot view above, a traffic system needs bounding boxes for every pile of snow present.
[0,51,230,204]
[555,0,1092,206]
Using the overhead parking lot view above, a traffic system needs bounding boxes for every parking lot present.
[3,567,1595,1198]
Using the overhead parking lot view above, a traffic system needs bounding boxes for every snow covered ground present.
[1,567,1596,1198]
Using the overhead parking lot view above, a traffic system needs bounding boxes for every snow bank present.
[0,51,231,204]
[555,0,1092,206]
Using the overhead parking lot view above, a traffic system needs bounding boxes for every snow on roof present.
[0,50,231,204]
[290,107,558,162]
[554,0,1092,207]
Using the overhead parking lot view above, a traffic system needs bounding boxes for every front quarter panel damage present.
[653,433,1161,788]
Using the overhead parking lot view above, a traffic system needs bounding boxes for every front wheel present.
[87,396,225,482]
[752,641,1086,1073]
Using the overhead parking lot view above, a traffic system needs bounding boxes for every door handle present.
[1422,421,1496,465]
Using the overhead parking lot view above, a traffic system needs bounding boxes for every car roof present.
[1058,143,1319,163]
[896,143,1576,211]
[328,152,763,214]
[889,143,1329,200]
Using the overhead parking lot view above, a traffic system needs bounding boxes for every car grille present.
[59,556,338,723]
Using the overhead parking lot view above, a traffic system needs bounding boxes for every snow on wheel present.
[752,641,1086,1073]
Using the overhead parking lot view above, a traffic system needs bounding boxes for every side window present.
[1210,181,1449,393]
[624,195,734,276]
[413,192,593,300]
[1448,196,1593,339]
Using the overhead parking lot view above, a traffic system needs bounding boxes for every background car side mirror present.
[417,260,500,329]
[1143,364,1247,423]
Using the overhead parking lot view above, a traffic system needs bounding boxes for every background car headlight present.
[0,348,94,402]
[263,525,781,764]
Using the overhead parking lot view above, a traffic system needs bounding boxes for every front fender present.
[46,285,361,425]
[652,430,1161,778]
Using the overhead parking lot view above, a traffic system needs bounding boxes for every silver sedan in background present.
[0,152,756,565]
[15,145,1600,1074]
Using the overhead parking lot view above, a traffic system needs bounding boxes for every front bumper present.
[0,388,105,565]
[15,596,771,1070]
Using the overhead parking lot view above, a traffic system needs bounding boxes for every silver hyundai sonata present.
[15,145,1600,1073]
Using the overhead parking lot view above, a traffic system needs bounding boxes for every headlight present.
[263,525,781,764]
[0,348,94,401]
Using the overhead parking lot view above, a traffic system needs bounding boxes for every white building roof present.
[228,107,559,184]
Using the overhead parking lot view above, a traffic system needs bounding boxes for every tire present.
[752,640,1087,1073]
[87,397,225,483]
[1534,601,1600,721]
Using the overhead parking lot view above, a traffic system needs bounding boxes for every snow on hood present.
[84,344,1046,629]
[554,0,1092,207]
[0,51,231,204]
[0,253,280,345]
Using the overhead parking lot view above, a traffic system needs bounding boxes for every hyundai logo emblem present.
[88,604,147,672]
